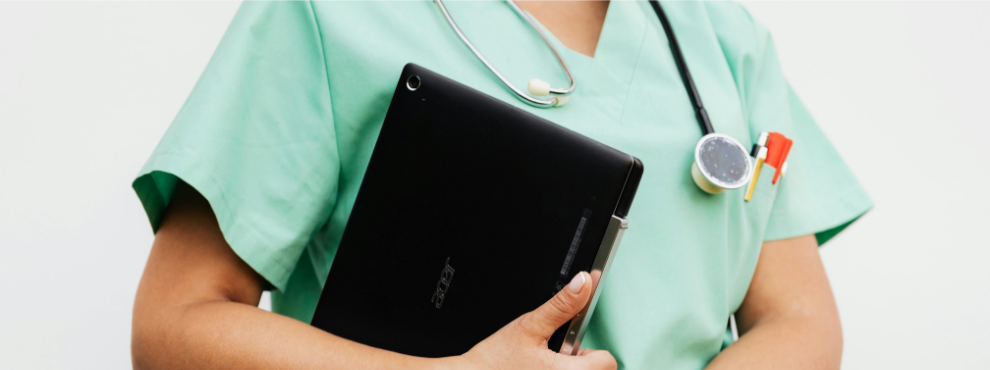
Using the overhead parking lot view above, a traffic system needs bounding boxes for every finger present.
[551,350,617,370]
[516,271,591,339]
[578,350,617,370]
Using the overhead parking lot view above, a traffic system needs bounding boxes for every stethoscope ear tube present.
[433,0,576,108]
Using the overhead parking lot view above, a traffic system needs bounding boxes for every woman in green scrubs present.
[131,1,872,369]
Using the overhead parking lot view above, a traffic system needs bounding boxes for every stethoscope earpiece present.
[528,78,551,96]
[527,78,569,106]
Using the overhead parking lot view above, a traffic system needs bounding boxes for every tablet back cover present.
[311,64,641,358]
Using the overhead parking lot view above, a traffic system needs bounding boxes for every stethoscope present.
[434,0,753,195]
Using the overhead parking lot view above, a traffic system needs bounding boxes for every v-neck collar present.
[520,1,619,60]
[524,1,648,87]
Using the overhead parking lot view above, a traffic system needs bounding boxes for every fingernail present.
[567,272,586,294]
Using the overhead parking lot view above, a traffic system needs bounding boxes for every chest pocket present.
[726,160,782,311]
[749,162,782,210]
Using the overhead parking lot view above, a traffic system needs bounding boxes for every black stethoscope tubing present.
[648,0,715,137]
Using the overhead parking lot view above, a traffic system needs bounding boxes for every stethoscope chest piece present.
[691,134,753,194]
[439,0,754,196]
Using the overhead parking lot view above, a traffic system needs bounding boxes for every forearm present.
[132,297,453,370]
[131,182,456,370]
[705,312,842,370]
[706,235,843,370]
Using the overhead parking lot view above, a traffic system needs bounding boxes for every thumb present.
[516,271,591,340]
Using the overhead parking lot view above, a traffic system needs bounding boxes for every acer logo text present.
[431,258,455,309]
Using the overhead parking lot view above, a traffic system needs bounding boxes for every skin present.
[707,235,842,370]
[515,1,610,57]
[134,2,842,368]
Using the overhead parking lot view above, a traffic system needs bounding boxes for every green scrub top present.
[133,1,872,369]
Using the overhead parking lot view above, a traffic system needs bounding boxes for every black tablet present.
[310,63,643,358]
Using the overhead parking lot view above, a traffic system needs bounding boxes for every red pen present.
[772,138,793,184]
[764,133,786,171]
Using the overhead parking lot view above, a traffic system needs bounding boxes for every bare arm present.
[131,182,615,370]
[131,183,447,369]
[706,235,843,370]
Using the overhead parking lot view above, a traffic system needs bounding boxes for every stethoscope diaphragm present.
[691,134,753,194]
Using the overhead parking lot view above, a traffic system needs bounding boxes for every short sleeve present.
[132,1,339,290]
[706,2,873,245]
[764,86,873,245]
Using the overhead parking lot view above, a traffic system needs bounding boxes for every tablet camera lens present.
[406,75,421,91]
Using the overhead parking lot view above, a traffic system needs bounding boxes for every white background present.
[1,1,987,369]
